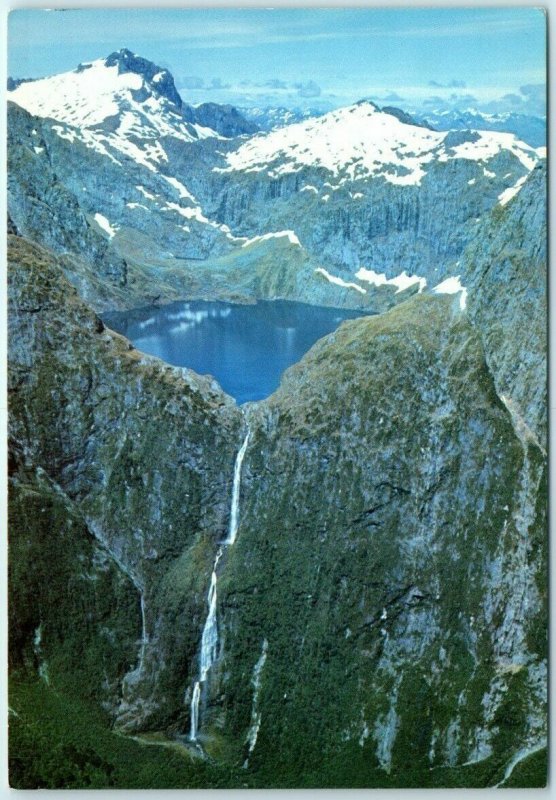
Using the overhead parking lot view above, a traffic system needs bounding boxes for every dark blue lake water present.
[103,299,369,404]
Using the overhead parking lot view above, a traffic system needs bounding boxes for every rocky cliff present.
[211,293,546,786]
[464,162,546,447]
[8,235,244,735]
[8,227,546,787]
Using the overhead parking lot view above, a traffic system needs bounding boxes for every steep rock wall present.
[214,295,546,785]
[463,162,546,446]
[8,234,244,731]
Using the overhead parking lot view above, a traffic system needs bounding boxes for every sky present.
[8,7,547,116]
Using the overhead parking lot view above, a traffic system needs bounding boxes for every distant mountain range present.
[237,105,323,131]
[415,108,546,148]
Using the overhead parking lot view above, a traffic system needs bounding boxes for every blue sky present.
[8,7,547,115]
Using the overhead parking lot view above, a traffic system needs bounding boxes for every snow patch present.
[315,267,367,295]
[136,185,157,200]
[355,267,427,294]
[94,212,118,238]
[241,230,301,248]
[433,276,467,310]
[498,175,528,206]
[160,175,195,201]
[163,201,209,224]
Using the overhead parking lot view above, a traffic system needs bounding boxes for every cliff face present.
[464,162,546,447]
[8,158,547,787]
[211,294,546,785]
[8,98,544,317]
[8,235,244,731]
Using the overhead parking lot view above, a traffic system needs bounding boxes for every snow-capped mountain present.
[209,100,544,295]
[7,49,255,170]
[218,100,540,186]
[7,51,546,314]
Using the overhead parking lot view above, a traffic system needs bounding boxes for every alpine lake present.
[103,299,372,404]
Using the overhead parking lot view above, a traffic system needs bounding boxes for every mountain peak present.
[103,49,183,109]
[354,98,381,111]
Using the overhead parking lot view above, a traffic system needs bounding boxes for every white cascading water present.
[243,638,269,767]
[225,432,250,545]
[189,430,250,742]
[137,594,149,673]
[189,681,201,742]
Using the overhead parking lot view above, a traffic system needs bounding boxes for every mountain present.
[7,55,544,315]
[7,46,547,789]
[237,105,323,131]
[7,48,256,149]
[193,102,259,137]
[416,109,546,148]
[8,168,547,782]
[209,101,542,288]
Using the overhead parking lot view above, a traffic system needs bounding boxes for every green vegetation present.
[8,674,245,789]
[7,228,547,788]
[501,748,547,788]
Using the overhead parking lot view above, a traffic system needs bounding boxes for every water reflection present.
[103,299,369,404]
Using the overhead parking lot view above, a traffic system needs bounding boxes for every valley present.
[6,34,547,790]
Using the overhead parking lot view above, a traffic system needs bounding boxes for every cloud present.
[449,92,478,103]
[422,95,445,107]
[520,83,546,111]
[295,80,321,98]
[500,92,523,106]
[428,79,467,89]
[208,77,231,90]
[482,83,546,116]
[421,92,477,110]
[180,75,204,90]
[265,78,288,90]
[381,91,406,102]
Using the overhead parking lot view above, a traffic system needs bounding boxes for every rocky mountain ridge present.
[7,52,545,314]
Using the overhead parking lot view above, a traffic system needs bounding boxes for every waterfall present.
[188,429,250,742]
[189,681,201,741]
[243,638,268,767]
[137,594,149,673]
[199,549,222,681]
[33,624,50,685]
[225,431,250,545]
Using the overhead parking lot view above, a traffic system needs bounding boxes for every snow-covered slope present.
[217,101,540,186]
[7,49,256,175]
